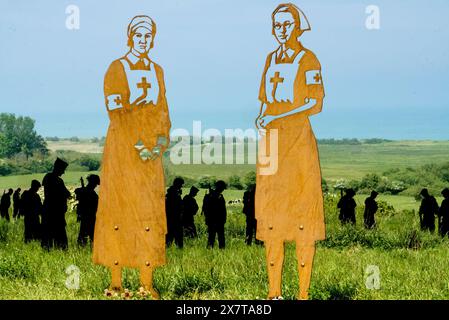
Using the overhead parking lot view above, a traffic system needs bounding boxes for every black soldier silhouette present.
[21,180,43,243]
[243,184,258,245]
[337,188,357,225]
[0,188,13,221]
[75,175,100,246]
[439,188,449,237]
[165,177,184,248]
[12,188,21,219]
[364,190,378,229]
[201,186,213,217]
[182,186,199,238]
[418,188,439,232]
[203,180,227,249]
[41,158,71,250]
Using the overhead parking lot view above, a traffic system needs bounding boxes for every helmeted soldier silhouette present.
[363,190,378,229]
[75,175,100,246]
[41,158,71,250]
[12,188,21,219]
[0,188,13,221]
[337,188,357,225]
[182,186,199,238]
[21,180,43,243]
[439,188,449,237]
[419,188,439,232]
[243,184,258,245]
[165,177,184,248]
[204,180,227,249]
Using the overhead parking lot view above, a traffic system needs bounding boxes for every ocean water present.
[31,106,449,140]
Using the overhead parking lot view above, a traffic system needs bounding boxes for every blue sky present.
[0,0,448,139]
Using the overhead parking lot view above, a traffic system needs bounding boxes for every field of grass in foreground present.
[1,191,449,300]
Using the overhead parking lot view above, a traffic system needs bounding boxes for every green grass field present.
[4,140,449,190]
[1,140,449,300]
[1,192,449,300]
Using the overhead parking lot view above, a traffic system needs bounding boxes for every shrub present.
[198,176,217,189]
[228,175,243,190]
[243,171,256,188]
[77,156,101,171]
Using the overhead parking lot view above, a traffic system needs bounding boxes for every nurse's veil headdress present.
[272,3,311,33]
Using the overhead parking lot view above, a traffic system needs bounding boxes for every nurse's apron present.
[265,50,306,108]
[120,58,159,106]
[256,49,325,243]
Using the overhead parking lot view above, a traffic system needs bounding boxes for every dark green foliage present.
[198,176,217,189]
[0,158,53,176]
[228,175,244,190]
[45,136,60,142]
[243,171,256,189]
[77,156,101,171]
[0,113,48,159]
[317,138,361,145]
[362,138,392,144]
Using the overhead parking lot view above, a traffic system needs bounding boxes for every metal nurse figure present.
[93,15,171,299]
[255,3,326,300]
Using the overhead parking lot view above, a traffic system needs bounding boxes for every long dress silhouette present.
[92,15,171,298]
[255,3,325,300]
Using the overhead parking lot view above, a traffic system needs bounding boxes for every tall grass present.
[1,194,449,300]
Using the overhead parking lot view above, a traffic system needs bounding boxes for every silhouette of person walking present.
[165,177,184,248]
[337,188,357,225]
[419,188,439,232]
[439,188,449,237]
[41,158,71,250]
[364,190,378,229]
[0,189,13,222]
[21,180,43,243]
[75,175,100,246]
[182,186,199,238]
[12,188,21,219]
[204,180,227,249]
[243,184,257,245]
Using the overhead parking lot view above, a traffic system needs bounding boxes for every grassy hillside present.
[4,140,449,190]
[1,192,449,300]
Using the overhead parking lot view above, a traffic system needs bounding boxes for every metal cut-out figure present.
[93,15,171,299]
[255,3,325,300]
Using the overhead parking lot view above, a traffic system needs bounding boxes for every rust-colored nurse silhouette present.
[255,3,325,300]
[93,15,171,299]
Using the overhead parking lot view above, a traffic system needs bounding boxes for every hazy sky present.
[1,0,448,139]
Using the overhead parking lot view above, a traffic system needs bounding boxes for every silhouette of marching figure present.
[338,189,357,225]
[12,188,21,219]
[439,188,449,237]
[364,190,378,229]
[93,15,171,299]
[41,158,71,250]
[255,3,325,300]
[201,186,213,216]
[21,180,43,243]
[75,175,100,246]
[0,189,13,221]
[243,184,258,245]
[203,180,227,249]
[182,186,199,238]
[419,188,439,232]
[165,177,184,248]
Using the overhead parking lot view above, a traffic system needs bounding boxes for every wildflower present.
[121,289,133,300]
